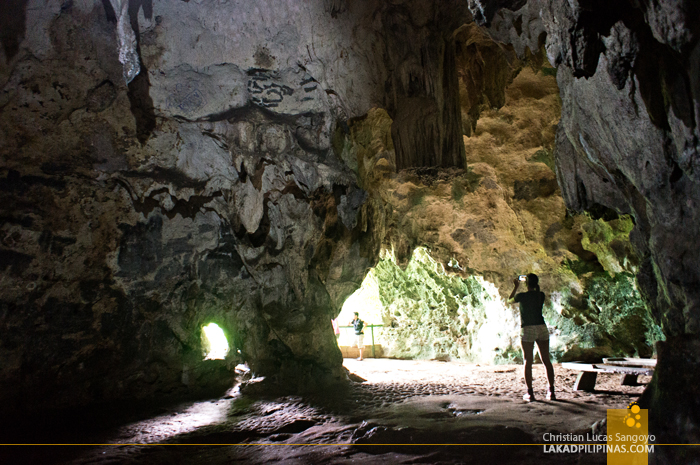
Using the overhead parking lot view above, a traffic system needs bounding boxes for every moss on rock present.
[335,49,661,366]
[340,245,662,365]
[547,271,663,361]
[580,215,639,275]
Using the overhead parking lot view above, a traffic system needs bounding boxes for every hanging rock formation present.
[381,2,469,169]
[339,57,656,366]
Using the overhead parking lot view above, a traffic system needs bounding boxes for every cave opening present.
[201,322,230,360]
[335,35,663,367]
[337,247,523,364]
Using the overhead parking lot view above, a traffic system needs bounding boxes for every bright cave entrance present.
[337,245,661,365]
[337,247,523,363]
[201,322,230,360]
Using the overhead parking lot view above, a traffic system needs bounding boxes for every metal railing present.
[339,324,383,358]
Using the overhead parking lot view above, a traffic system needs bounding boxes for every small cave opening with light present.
[201,323,230,361]
[1,0,699,464]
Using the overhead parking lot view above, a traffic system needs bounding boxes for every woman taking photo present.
[508,273,555,402]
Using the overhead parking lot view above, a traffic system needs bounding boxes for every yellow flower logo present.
[623,402,642,428]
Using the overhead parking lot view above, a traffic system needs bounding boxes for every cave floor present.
[3,360,649,464]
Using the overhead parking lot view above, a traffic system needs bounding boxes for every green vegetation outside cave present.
[352,246,663,364]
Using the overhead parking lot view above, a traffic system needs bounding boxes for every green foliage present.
[464,169,483,193]
[370,245,662,363]
[408,189,426,206]
[362,221,661,364]
[493,346,523,365]
[451,169,482,203]
[530,148,556,172]
[588,272,650,353]
[562,257,602,277]
[643,312,666,348]
[543,301,599,361]
[541,67,557,77]
[372,248,519,362]
[549,213,660,359]
[580,215,638,275]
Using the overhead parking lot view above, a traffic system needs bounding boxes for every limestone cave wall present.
[0,0,485,415]
[0,0,473,414]
[472,0,700,450]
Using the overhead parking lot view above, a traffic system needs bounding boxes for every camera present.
[518,275,527,281]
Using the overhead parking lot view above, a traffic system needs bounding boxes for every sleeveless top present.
[513,291,546,327]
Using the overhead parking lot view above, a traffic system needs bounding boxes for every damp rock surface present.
[1,0,699,451]
[0,0,484,414]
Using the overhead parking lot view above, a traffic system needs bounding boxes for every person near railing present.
[350,312,365,361]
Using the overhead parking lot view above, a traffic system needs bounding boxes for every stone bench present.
[561,358,655,391]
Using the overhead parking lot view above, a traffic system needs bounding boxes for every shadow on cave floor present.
[1,360,649,464]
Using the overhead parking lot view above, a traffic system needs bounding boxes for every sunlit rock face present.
[339,56,658,365]
[473,0,700,450]
[360,248,524,364]
[2,1,698,450]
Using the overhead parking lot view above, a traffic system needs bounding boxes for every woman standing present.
[508,273,555,401]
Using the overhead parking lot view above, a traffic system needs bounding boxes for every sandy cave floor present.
[2,359,650,464]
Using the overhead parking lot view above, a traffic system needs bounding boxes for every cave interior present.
[1,0,699,463]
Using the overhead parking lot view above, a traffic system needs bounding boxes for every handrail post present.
[371,324,376,358]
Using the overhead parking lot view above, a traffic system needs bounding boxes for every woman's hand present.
[507,277,520,302]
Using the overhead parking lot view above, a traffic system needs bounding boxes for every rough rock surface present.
[5,360,647,464]
[474,0,700,451]
[0,0,480,415]
[381,2,469,170]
